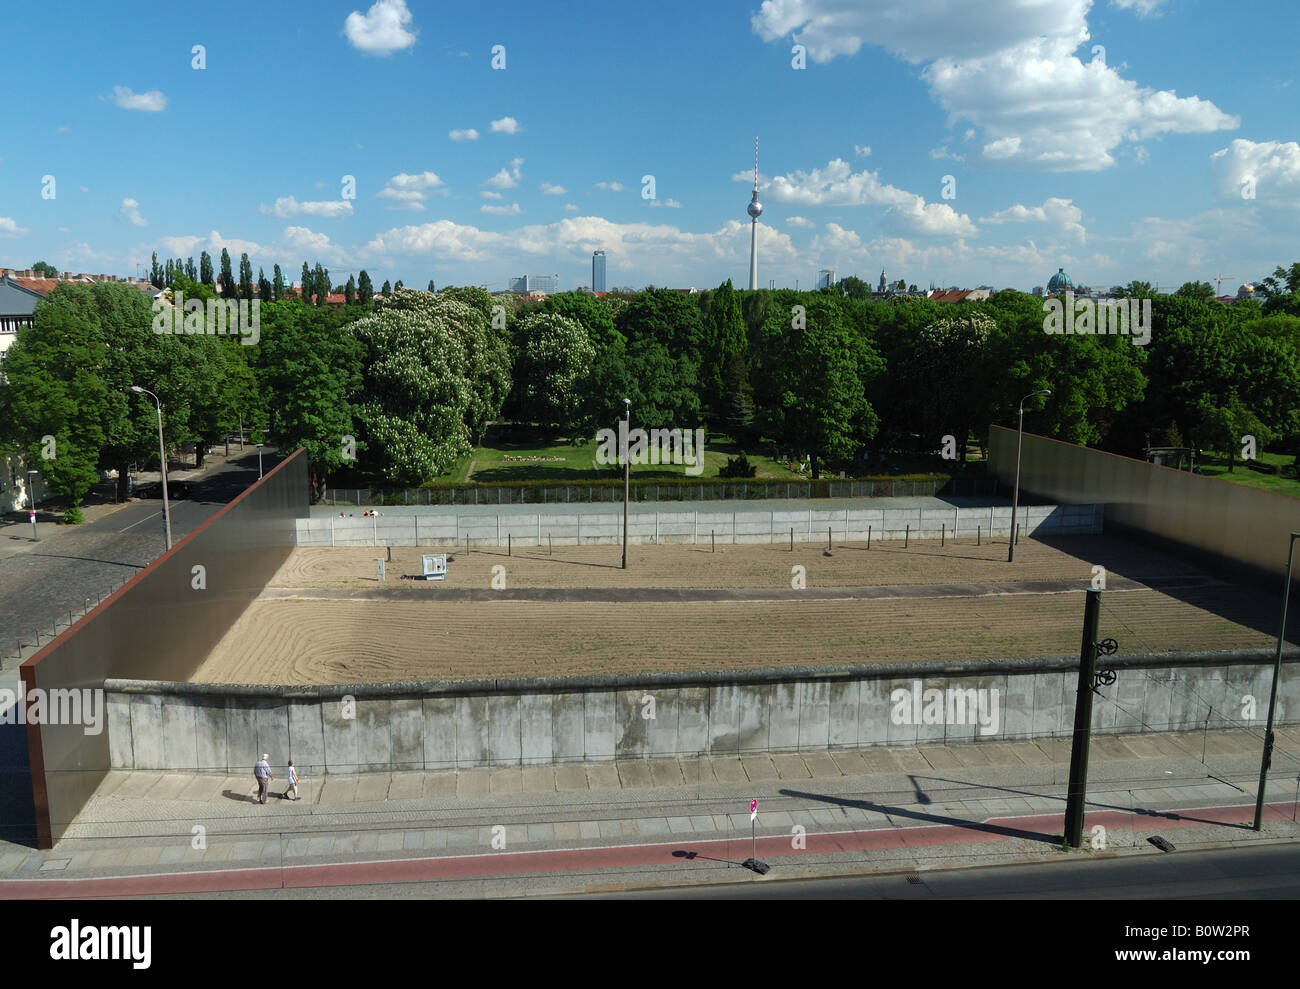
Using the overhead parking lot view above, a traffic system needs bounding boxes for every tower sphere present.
[748,191,763,219]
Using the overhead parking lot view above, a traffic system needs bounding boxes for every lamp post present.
[131,386,173,551]
[1254,531,1300,831]
[1008,389,1051,563]
[257,443,263,479]
[622,398,631,570]
[26,470,38,541]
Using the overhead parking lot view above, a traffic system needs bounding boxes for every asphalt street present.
[0,447,277,665]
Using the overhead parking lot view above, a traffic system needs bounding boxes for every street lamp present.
[131,386,173,551]
[257,442,263,479]
[1254,531,1300,831]
[26,470,38,541]
[1007,388,1051,563]
[622,398,631,570]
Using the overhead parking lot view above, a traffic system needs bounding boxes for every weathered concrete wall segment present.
[106,650,1297,776]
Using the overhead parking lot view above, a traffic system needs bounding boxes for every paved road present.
[0,448,278,664]
[580,842,1300,899]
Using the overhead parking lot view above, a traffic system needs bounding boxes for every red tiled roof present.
[10,277,61,296]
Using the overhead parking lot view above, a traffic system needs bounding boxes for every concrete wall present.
[105,649,1298,775]
[989,425,1300,589]
[21,449,309,848]
[300,503,1104,548]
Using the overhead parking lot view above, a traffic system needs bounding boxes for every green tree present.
[272,264,285,301]
[350,292,503,481]
[258,301,363,498]
[199,251,214,286]
[344,275,356,305]
[257,267,272,302]
[312,264,330,306]
[515,312,595,435]
[185,257,197,281]
[381,279,392,297]
[1175,281,1216,302]
[358,269,374,304]
[1,287,109,504]
[30,260,58,278]
[427,279,436,292]
[749,294,880,478]
[701,279,747,417]
[238,253,254,301]
[150,252,163,289]
[219,249,234,297]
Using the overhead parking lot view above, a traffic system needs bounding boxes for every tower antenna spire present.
[747,134,763,290]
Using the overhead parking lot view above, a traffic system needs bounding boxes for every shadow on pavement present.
[779,786,1061,846]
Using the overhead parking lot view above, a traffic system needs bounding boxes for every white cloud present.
[108,85,166,112]
[1211,138,1300,206]
[208,230,267,259]
[564,204,579,213]
[365,215,802,277]
[282,226,350,266]
[119,198,148,227]
[540,182,567,196]
[344,0,417,56]
[649,198,682,208]
[480,190,503,200]
[158,235,202,256]
[449,128,479,141]
[1110,0,1167,15]
[981,197,1086,242]
[490,116,522,134]
[854,144,871,157]
[1134,146,1150,164]
[485,158,524,189]
[481,203,523,216]
[595,181,624,192]
[766,158,977,237]
[930,145,965,162]
[0,217,29,237]
[785,216,814,228]
[752,0,1237,171]
[259,196,354,219]
[377,171,445,210]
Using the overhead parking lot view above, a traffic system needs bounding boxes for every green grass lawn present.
[1196,450,1300,498]
[444,429,792,484]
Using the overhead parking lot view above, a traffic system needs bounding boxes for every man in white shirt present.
[254,754,273,805]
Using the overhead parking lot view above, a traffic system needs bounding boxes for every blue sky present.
[2,0,1297,293]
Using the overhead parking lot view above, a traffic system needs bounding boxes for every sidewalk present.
[3,727,1298,896]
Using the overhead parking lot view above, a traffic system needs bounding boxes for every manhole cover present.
[906,874,922,884]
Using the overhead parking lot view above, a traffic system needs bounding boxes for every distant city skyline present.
[2,1,1296,293]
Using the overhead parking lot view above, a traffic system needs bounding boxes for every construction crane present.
[1212,273,1234,296]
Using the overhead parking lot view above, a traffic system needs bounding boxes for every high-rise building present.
[510,274,560,294]
[592,251,607,293]
[817,269,835,290]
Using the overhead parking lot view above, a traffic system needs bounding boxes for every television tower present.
[747,134,762,291]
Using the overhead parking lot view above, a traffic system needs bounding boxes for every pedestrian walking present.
[284,760,300,801]
[254,753,274,805]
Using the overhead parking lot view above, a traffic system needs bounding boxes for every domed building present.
[1047,267,1073,293]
